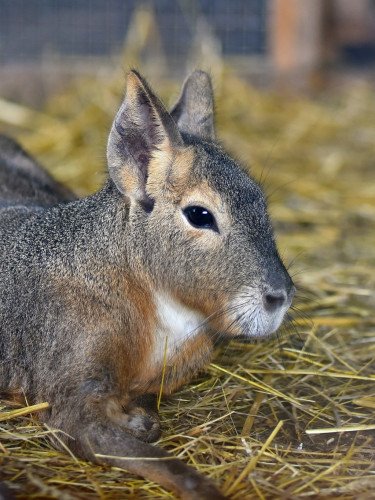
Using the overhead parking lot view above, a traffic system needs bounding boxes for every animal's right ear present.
[170,70,215,140]
[107,70,183,206]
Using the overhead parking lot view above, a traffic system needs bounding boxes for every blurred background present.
[2,0,375,104]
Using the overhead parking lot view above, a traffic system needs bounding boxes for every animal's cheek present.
[176,221,221,249]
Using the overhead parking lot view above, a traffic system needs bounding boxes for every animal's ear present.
[107,70,183,205]
[170,70,215,140]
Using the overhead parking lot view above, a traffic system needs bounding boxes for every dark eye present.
[183,206,218,231]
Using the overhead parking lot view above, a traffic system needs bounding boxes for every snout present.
[263,284,295,313]
[228,279,295,340]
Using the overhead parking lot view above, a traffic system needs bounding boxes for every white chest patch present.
[152,293,205,366]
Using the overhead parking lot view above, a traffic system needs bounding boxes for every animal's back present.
[0,135,75,209]
[0,136,77,384]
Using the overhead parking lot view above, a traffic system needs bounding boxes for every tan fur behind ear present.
[147,146,196,200]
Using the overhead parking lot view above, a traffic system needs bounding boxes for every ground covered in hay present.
[0,69,374,499]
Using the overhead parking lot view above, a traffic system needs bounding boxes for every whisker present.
[290,306,313,325]
[294,285,319,301]
[279,314,304,347]
[285,251,306,271]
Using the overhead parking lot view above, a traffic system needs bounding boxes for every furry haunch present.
[0,70,294,499]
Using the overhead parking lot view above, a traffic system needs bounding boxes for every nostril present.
[263,291,287,311]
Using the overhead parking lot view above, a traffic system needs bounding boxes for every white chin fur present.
[231,287,290,339]
[153,292,204,365]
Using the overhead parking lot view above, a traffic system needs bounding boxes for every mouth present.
[241,304,290,339]
[234,321,283,341]
[232,333,264,344]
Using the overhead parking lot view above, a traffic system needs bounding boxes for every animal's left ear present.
[170,70,215,140]
[107,70,183,206]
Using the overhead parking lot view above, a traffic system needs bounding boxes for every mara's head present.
[107,70,294,340]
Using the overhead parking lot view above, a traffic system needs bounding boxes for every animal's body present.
[0,71,294,498]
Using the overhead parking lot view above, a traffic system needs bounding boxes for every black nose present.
[263,290,288,312]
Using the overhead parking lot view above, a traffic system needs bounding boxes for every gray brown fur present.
[0,70,294,499]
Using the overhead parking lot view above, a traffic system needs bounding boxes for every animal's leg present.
[47,400,224,500]
[125,393,161,443]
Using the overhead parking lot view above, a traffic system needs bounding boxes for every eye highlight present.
[182,206,218,232]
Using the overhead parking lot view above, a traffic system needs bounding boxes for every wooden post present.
[269,0,324,87]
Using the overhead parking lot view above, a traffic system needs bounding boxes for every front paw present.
[125,407,161,443]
